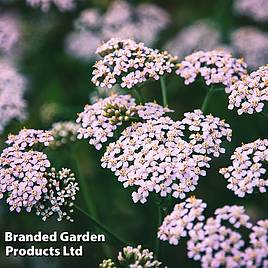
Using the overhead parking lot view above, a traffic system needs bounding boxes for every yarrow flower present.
[219,139,268,197]
[35,168,79,222]
[0,13,21,55]
[234,0,268,22]
[158,197,207,245]
[226,65,268,115]
[65,1,170,60]
[166,20,222,60]
[0,129,79,221]
[92,38,177,89]
[26,0,76,12]
[231,27,268,69]
[187,205,268,268]
[100,245,165,268]
[50,121,79,147]
[101,110,232,203]
[76,94,173,150]
[176,50,247,86]
[0,60,27,133]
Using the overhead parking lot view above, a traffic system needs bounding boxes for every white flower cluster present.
[92,38,176,89]
[158,197,207,245]
[76,94,173,150]
[26,0,76,12]
[226,65,268,115]
[234,0,268,22]
[50,121,79,147]
[187,205,268,268]
[100,245,165,268]
[166,20,222,60]
[35,168,79,222]
[219,139,268,197]
[65,1,170,60]
[231,27,268,69]
[101,110,232,203]
[176,50,247,86]
[0,60,27,133]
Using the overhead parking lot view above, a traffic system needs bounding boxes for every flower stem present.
[133,88,145,104]
[201,87,214,113]
[75,204,128,247]
[155,204,164,258]
[160,76,168,107]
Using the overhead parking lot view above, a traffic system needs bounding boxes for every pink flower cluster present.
[188,206,267,268]
[0,129,53,212]
[26,0,76,12]
[76,94,173,150]
[0,60,27,133]
[234,0,268,22]
[101,110,232,203]
[166,21,222,60]
[65,1,170,60]
[219,139,268,197]
[231,27,268,69]
[92,38,176,89]
[226,65,268,115]
[158,197,207,245]
[176,50,247,86]
[0,13,21,55]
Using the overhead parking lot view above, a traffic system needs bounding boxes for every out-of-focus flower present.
[50,121,79,147]
[35,168,79,222]
[0,13,21,55]
[101,110,231,203]
[0,129,79,221]
[158,197,207,245]
[220,139,268,197]
[231,27,268,69]
[226,65,268,115]
[187,205,268,268]
[100,245,165,267]
[166,21,222,60]
[234,0,268,22]
[65,1,170,60]
[0,60,27,133]
[176,50,247,86]
[40,102,59,123]
[26,0,76,12]
[92,38,176,89]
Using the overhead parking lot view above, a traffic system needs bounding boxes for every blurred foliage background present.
[0,0,268,267]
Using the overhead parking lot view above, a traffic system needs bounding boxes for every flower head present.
[158,197,207,245]
[220,139,268,197]
[92,38,177,89]
[35,168,79,222]
[0,60,27,133]
[101,111,231,203]
[50,121,79,147]
[234,0,268,22]
[176,50,247,86]
[26,0,76,12]
[226,65,268,115]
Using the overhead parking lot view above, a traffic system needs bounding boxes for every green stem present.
[155,204,164,258]
[75,204,128,247]
[133,88,145,104]
[201,87,214,113]
[160,77,168,107]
